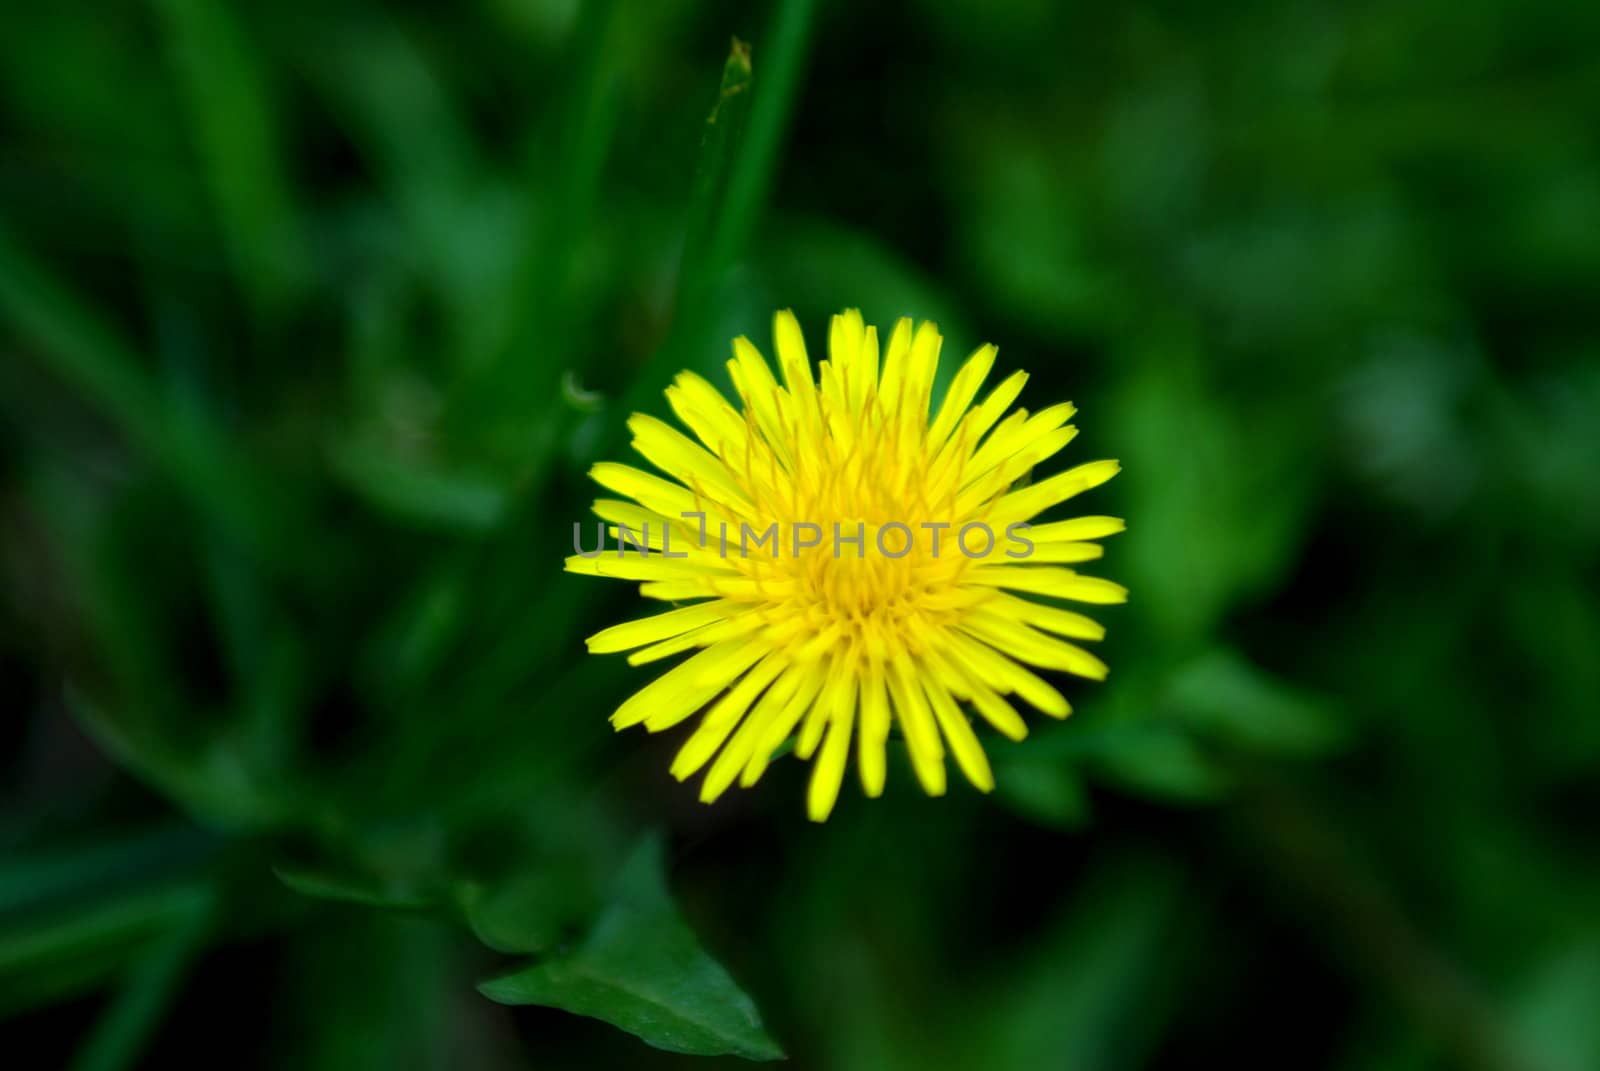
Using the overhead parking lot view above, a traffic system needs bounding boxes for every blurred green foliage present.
[2,0,1598,1068]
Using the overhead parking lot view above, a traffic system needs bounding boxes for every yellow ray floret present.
[568,309,1126,820]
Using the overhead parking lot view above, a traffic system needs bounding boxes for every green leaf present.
[699,0,816,281]
[0,880,213,1017]
[155,0,310,317]
[605,0,818,442]
[0,824,216,919]
[458,867,596,956]
[329,437,510,532]
[68,884,216,1071]
[272,863,442,913]
[273,820,605,960]
[0,230,275,557]
[1109,334,1315,644]
[272,818,457,912]
[991,756,1092,829]
[480,835,784,1061]
[1020,701,1232,805]
[452,0,639,442]
[1086,725,1233,803]
[0,826,220,1020]
[69,689,293,832]
[677,36,754,302]
[1165,648,1347,756]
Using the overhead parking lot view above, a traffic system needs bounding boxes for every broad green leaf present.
[458,866,597,956]
[480,835,783,1061]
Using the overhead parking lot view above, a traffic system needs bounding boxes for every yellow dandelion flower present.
[567,309,1126,821]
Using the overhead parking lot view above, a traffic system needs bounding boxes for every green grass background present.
[2,1,1599,1068]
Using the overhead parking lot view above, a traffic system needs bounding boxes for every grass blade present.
[155,0,310,318]
[0,228,275,556]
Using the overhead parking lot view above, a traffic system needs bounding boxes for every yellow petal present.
[903,320,943,424]
[629,413,752,508]
[886,658,947,797]
[742,663,828,787]
[924,678,994,792]
[807,701,855,822]
[986,594,1105,641]
[627,615,763,666]
[993,459,1120,521]
[927,343,995,448]
[855,659,890,796]
[669,653,787,777]
[589,462,700,519]
[965,566,1129,604]
[963,402,1075,482]
[944,633,1071,718]
[774,309,815,394]
[728,337,792,468]
[1014,541,1104,565]
[610,638,762,731]
[665,373,748,458]
[876,317,914,419]
[565,553,735,583]
[1026,515,1126,543]
[960,613,1109,681]
[922,642,1029,741]
[586,602,734,654]
[700,665,803,802]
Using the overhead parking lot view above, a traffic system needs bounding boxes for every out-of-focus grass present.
[1,0,1599,1069]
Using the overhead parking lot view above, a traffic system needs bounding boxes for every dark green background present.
[3,1,1598,1068]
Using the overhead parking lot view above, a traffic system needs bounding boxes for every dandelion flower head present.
[568,309,1126,820]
